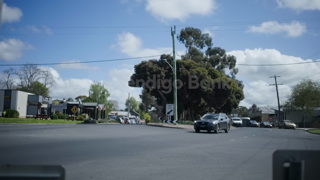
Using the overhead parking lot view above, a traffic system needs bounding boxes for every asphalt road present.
[0,124,319,180]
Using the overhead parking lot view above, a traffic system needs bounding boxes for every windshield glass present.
[201,114,219,120]
[264,122,270,125]
[233,118,241,121]
[251,120,257,123]
[285,120,293,123]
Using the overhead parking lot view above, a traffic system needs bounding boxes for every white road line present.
[244,136,247,138]
[253,135,255,136]
[259,133,261,135]
[230,139,235,141]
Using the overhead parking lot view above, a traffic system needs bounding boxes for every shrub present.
[56,113,68,119]
[145,113,151,124]
[4,109,19,118]
[98,119,108,123]
[51,113,58,120]
[83,119,97,124]
[77,115,84,120]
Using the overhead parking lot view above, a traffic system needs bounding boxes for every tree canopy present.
[129,27,244,120]
[284,79,320,124]
[85,83,113,115]
[125,97,139,112]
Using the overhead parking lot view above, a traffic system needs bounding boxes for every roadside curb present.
[304,129,320,135]
[0,123,80,125]
[147,123,190,129]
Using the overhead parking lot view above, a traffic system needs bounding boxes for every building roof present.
[259,107,276,114]
[82,102,98,106]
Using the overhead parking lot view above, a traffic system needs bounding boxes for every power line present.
[0,54,165,67]
[280,70,320,84]
[237,60,320,66]
[274,48,320,76]
[3,17,320,30]
[2,27,320,36]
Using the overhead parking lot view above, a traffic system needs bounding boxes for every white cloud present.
[276,0,320,11]
[45,67,140,109]
[145,0,216,22]
[203,28,213,38]
[55,60,99,70]
[26,25,53,35]
[42,25,53,35]
[248,21,306,37]
[0,39,32,61]
[1,3,23,23]
[228,48,320,108]
[116,32,184,57]
[26,25,41,33]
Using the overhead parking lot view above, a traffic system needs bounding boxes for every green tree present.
[129,27,244,121]
[86,83,112,116]
[233,106,248,117]
[139,88,156,113]
[19,81,49,97]
[283,79,320,126]
[82,97,95,102]
[125,97,139,112]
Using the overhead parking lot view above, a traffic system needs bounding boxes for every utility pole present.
[127,93,130,118]
[171,25,178,122]
[270,76,283,126]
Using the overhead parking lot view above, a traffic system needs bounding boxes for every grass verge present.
[0,117,82,124]
[308,129,320,134]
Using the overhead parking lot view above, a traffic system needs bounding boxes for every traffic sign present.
[71,106,78,115]
[166,104,174,116]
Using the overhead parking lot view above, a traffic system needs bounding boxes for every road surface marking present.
[253,135,255,136]
[230,139,234,141]
[244,136,247,138]
[259,133,261,135]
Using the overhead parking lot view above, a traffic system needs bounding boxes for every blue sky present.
[1,0,320,109]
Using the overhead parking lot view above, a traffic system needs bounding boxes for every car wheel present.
[225,124,230,133]
[195,129,200,133]
[207,129,211,133]
[214,125,220,134]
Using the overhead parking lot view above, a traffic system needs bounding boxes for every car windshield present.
[233,118,241,121]
[251,120,257,123]
[201,114,219,120]
[285,120,293,123]
[264,122,270,125]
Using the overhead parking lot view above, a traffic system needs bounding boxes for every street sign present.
[158,116,162,121]
[71,106,78,115]
[166,104,174,116]
[163,120,177,124]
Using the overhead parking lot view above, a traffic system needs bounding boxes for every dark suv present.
[194,113,231,133]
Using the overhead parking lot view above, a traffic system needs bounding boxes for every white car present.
[128,117,136,124]
[232,117,243,127]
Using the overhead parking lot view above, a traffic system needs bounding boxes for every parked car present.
[279,120,296,129]
[241,117,251,127]
[128,117,136,124]
[248,120,259,127]
[260,121,272,128]
[231,117,243,127]
[194,113,231,133]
